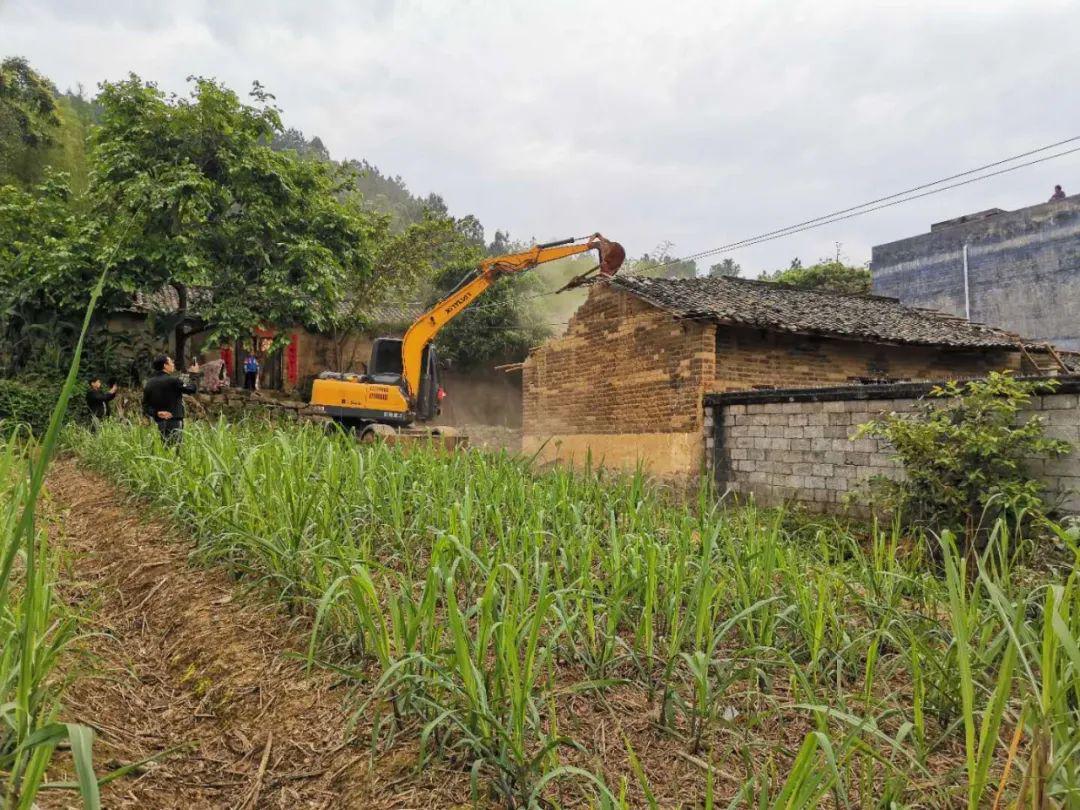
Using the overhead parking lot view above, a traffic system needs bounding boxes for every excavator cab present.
[367,338,442,421]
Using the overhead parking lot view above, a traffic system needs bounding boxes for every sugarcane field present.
[3,3,1080,808]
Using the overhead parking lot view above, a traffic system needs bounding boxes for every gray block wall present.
[871,196,1080,349]
[706,382,1080,515]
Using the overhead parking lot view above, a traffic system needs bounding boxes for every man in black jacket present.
[86,377,117,426]
[142,355,198,444]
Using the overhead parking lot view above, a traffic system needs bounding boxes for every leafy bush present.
[856,372,1071,547]
[0,378,69,435]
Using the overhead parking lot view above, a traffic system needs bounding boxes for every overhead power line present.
[457,135,1080,316]
[646,136,1080,272]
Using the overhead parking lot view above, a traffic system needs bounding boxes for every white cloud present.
[3,0,1079,272]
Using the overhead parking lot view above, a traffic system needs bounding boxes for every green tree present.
[708,258,741,278]
[89,74,375,365]
[761,259,871,295]
[0,57,62,187]
[0,172,141,379]
[328,213,465,370]
[631,242,698,279]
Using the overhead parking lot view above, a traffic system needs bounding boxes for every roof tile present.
[610,275,1024,349]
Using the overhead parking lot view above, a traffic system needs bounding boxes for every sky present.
[3,0,1079,275]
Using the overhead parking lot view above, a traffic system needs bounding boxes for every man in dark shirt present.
[86,377,117,426]
[1051,184,1066,201]
[142,354,198,444]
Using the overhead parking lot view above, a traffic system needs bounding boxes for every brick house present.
[523,275,1056,477]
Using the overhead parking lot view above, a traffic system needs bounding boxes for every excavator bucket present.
[553,233,627,293]
[596,237,626,278]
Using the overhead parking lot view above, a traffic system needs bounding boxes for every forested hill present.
[0,57,558,377]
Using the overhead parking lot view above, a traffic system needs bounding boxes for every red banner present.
[220,346,233,376]
[286,333,299,385]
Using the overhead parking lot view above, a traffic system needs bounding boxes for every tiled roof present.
[610,275,1025,349]
[128,286,422,329]
[128,286,215,314]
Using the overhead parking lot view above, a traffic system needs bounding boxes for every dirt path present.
[39,458,432,809]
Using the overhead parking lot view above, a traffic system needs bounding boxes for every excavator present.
[308,233,626,443]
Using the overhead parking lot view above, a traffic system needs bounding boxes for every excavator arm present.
[399,233,625,401]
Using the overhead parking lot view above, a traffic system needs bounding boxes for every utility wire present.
[640,136,1080,274]
[670,144,1080,265]
[458,136,1080,313]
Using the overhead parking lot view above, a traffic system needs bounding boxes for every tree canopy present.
[708,258,741,278]
[87,75,376,364]
[761,259,871,295]
[629,242,699,279]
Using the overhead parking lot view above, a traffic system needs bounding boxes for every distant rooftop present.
[931,208,1006,232]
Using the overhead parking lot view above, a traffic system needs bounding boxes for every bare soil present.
[39,458,471,809]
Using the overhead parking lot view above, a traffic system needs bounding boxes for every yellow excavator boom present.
[399,233,625,401]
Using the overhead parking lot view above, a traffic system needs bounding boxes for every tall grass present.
[71,419,1080,807]
[1,259,111,808]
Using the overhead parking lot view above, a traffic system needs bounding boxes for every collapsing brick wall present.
[523,284,716,476]
[705,379,1080,515]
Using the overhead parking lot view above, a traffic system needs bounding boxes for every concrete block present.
[1042,458,1079,477]
[1032,408,1075,427]
[1042,425,1079,444]
[1040,394,1078,410]
[849,439,879,454]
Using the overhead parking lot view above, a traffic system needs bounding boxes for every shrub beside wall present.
[0,378,74,434]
